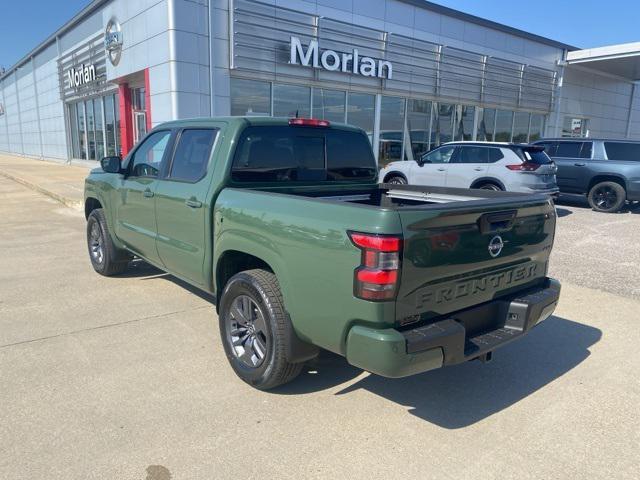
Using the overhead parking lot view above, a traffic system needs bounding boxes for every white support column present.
[551,51,567,138]
[373,94,382,165]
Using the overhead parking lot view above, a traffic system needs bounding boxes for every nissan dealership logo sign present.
[290,36,393,79]
[104,17,123,66]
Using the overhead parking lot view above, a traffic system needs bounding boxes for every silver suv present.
[379,142,559,195]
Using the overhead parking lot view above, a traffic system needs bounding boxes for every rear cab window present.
[604,142,640,161]
[231,126,377,182]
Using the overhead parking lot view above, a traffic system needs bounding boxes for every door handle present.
[574,162,586,167]
[437,167,446,171]
[185,199,203,208]
[474,167,483,171]
[143,189,154,198]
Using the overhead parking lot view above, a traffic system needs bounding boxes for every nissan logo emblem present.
[488,235,504,258]
[104,17,123,66]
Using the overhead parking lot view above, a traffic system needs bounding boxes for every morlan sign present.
[290,36,393,80]
[67,63,97,89]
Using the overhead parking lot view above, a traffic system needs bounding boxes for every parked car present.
[532,138,640,213]
[379,142,559,196]
[84,117,560,390]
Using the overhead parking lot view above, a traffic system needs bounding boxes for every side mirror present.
[100,156,122,174]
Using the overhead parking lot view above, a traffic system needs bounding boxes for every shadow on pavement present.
[117,260,216,304]
[555,207,573,218]
[278,316,601,429]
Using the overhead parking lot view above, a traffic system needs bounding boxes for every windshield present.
[232,126,377,182]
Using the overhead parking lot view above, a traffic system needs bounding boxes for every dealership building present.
[0,0,639,167]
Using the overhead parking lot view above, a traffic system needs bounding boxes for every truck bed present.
[254,183,549,209]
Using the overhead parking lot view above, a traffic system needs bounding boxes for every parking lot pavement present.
[1,175,639,480]
[551,194,640,299]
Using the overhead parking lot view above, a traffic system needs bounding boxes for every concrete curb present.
[0,169,83,211]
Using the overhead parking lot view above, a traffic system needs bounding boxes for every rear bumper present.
[345,278,561,378]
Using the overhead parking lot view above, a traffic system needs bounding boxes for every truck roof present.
[156,116,364,133]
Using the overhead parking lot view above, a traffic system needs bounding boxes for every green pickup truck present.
[84,117,560,390]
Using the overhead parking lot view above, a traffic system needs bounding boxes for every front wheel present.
[219,269,304,390]
[86,209,131,276]
[386,175,407,185]
[588,181,626,213]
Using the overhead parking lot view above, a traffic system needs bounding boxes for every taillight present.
[349,231,402,301]
[506,161,540,171]
[288,118,330,127]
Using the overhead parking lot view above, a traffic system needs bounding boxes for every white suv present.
[379,142,559,195]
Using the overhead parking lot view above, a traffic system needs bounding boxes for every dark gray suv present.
[533,138,640,213]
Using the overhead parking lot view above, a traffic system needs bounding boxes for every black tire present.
[587,181,626,213]
[86,208,131,276]
[219,269,304,390]
[386,175,407,185]
[475,182,503,191]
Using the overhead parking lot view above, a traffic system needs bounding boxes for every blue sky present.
[1,1,638,70]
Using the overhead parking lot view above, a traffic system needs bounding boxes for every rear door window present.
[168,129,218,182]
[604,142,640,161]
[456,146,489,164]
[555,142,584,158]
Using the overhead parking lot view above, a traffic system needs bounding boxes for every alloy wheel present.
[89,222,104,264]
[593,185,618,210]
[226,295,269,368]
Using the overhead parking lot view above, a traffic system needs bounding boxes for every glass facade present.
[69,92,120,160]
[229,78,547,166]
[378,96,405,168]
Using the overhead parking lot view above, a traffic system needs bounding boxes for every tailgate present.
[396,197,556,324]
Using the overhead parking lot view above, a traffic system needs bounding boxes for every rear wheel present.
[86,209,131,276]
[475,182,502,191]
[219,269,304,390]
[588,181,626,213]
[386,175,407,185]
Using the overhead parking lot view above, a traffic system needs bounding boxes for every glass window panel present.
[273,84,310,118]
[406,99,432,160]
[85,100,95,160]
[477,108,496,142]
[604,142,640,161]
[114,93,121,156]
[454,105,475,141]
[312,88,346,123]
[512,111,530,143]
[495,110,513,142]
[529,114,545,142]
[68,103,79,158]
[431,103,454,147]
[378,96,405,168]
[423,145,456,164]
[130,130,171,177]
[346,92,375,142]
[170,129,218,182]
[94,98,105,160]
[104,95,117,156]
[456,146,489,164]
[76,102,87,160]
[230,78,271,116]
[132,87,145,111]
[326,130,377,180]
[555,142,583,158]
